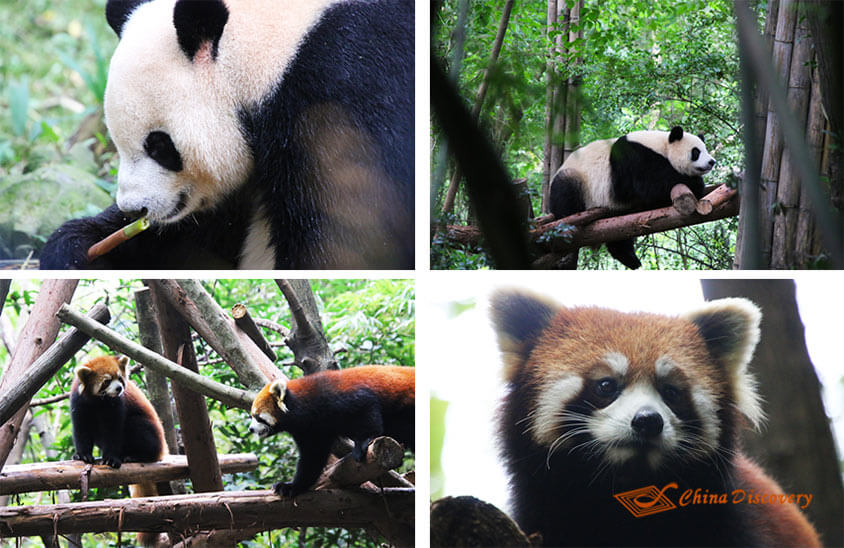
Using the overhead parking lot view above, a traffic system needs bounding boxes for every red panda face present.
[75,355,128,398]
[249,379,288,438]
[491,290,762,473]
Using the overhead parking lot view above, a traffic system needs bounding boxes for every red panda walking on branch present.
[249,365,415,497]
[70,355,167,546]
[490,290,821,547]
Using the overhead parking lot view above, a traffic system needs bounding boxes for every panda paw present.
[102,455,122,469]
[273,482,304,498]
[40,219,99,269]
[73,452,95,464]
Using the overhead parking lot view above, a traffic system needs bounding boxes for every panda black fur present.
[549,126,715,269]
[41,0,414,270]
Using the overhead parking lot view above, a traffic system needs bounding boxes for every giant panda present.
[549,126,715,269]
[41,0,414,270]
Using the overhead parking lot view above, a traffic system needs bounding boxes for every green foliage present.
[1,279,413,547]
[433,0,748,269]
[0,0,118,258]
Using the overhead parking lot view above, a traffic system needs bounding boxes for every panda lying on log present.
[549,126,715,269]
[41,0,414,270]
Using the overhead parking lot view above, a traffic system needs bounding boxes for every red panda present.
[70,355,167,547]
[490,290,821,547]
[249,365,415,497]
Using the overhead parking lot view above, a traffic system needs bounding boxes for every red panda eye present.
[661,384,681,403]
[594,378,618,398]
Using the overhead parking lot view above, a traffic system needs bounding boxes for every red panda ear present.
[117,356,129,375]
[75,366,95,391]
[490,289,560,382]
[684,298,763,428]
[268,379,288,412]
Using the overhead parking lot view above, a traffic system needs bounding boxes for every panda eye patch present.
[144,131,183,172]
[691,147,701,162]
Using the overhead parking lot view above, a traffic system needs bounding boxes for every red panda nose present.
[632,408,664,438]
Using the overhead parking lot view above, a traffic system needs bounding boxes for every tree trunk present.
[276,280,337,374]
[0,279,78,470]
[700,279,843,547]
[144,287,223,493]
[133,287,180,456]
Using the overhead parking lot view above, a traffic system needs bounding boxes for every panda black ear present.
[669,126,684,143]
[698,133,705,142]
[106,0,151,37]
[173,0,229,62]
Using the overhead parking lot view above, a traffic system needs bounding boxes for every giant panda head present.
[666,126,716,177]
[103,0,254,223]
[105,0,338,224]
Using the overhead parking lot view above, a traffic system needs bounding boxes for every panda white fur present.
[41,0,414,270]
[549,126,715,269]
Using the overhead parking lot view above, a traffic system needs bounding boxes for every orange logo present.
[613,482,678,517]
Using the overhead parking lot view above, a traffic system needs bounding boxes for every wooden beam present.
[0,454,258,496]
[231,303,276,363]
[315,436,405,490]
[133,287,180,456]
[0,488,415,546]
[149,285,223,493]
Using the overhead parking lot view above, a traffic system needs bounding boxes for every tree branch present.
[276,280,337,374]
[0,489,414,546]
[145,280,276,388]
[231,304,276,363]
[0,455,257,496]
[55,304,255,410]
[441,184,739,262]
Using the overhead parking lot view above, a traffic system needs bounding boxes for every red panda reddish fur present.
[250,365,414,497]
[70,355,167,547]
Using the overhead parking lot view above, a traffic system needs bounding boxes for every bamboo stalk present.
[86,217,149,262]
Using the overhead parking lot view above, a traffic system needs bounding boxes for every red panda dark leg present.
[275,438,333,497]
[350,405,384,462]
[100,405,128,468]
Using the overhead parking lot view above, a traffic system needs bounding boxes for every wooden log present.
[0,488,415,545]
[145,280,276,388]
[55,304,255,410]
[0,280,78,470]
[231,304,276,363]
[133,288,179,456]
[0,454,258,496]
[150,287,223,493]
[0,303,110,426]
[315,436,405,490]
[669,183,697,215]
[444,184,738,254]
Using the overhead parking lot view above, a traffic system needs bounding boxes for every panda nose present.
[708,159,715,167]
[632,407,664,438]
